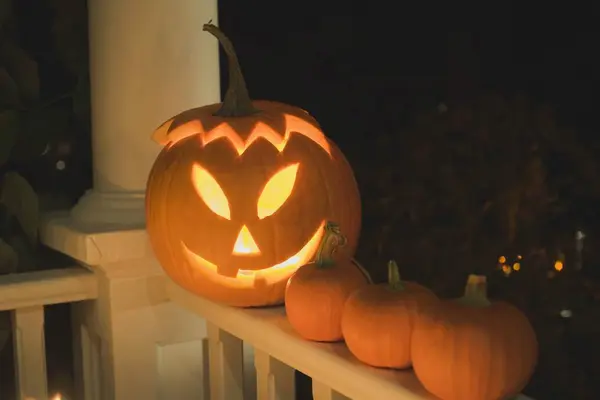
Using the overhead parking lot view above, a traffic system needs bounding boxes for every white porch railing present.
[1,266,438,400]
[167,280,432,400]
[168,280,536,400]
[0,262,538,400]
[0,267,98,400]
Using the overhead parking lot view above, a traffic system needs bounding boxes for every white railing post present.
[167,282,444,400]
[40,0,221,398]
[0,268,98,399]
[11,305,47,400]
[312,380,349,400]
[207,322,244,400]
[39,228,211,399]
[254,349,295,400]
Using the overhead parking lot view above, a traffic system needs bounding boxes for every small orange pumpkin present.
[411,274,538,400]
[285,222,370,342]
[341,260,437,368]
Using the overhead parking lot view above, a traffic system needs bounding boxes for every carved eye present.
[257,163,299,219]
[191,164,231,220]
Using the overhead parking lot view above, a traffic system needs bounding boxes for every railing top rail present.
[167,281,433,400]
[0,267,98,311]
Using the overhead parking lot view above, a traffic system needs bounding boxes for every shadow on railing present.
[0,267,98,400]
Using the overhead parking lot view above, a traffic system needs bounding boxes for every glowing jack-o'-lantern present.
[145,23,361,307]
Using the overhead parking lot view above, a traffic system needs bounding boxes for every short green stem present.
[458,274,492,307]
[387,260,405,291]
[202,23,259,117]
[314,222,347,268]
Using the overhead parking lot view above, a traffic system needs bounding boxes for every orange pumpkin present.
[285,222,370,341]
[341,260,437,368]
[411,274,538,400]
[145,24,361,307]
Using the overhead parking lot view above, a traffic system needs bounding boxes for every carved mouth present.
[181,221,325,280]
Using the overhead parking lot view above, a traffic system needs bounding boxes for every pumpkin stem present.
[387,260,405,291]
[202,23,259,117]
[459,274,492,307]
[314,222,347,268]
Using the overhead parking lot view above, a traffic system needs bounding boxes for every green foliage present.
[1,172,39,242]
[49,0,90,120]
[11,97,73,162]
[0,109,18,165]
[0,35,40,104]
[0,171,39,274]
[0,0,89,275]
[0,239,17,273]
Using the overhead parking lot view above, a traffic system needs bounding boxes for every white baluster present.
[312,380,349,400]
[207,322,244,400]
[202,338,211,400]
[12,305,47,400]
[254,349,295,400]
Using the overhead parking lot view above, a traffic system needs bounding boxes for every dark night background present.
[1,0,600,398]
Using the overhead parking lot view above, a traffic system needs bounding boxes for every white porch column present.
[71,0,220,227]
[41,0,222,399]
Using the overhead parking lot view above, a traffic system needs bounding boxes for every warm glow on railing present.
[24,394,64,400]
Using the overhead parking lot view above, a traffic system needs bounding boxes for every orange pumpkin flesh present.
[341,260,437,369]
[411,275,538,400]
[146,25,361,307]
[285,223,370,342]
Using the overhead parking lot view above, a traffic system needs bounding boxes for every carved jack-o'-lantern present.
[145,24,361,307]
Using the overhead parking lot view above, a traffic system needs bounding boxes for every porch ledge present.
[40,211,153,266]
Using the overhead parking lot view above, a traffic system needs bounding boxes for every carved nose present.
[232,225,260,255]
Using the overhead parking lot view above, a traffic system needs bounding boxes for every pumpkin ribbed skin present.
[146,102,361,307]
[286,258,369,341]
[411,276,538,400]
[341,280,437,368]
